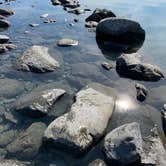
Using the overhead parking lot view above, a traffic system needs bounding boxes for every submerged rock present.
[135,83,148,102]
[86,8,116,23]
[15,45,60,73]
[0,43,17,53]
[7,122,46,160]
[101,62,113,70]
[103,122,143,166]
[96,18,145,53]
[57,38,78,47]
[13,88,66,118]
[44,83,116,155]
[0,160,28,166]
[0,8,14,16]
[116,53,164,81]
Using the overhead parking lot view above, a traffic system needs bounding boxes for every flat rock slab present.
[15,45,60,73]
[13,88,66,118]
[7,122,46,160]
[103,122,143,166]
[44,83,116,155]
[57,38,78,47]
[116,53,164,81]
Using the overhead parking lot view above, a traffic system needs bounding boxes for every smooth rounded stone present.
[0,19,10,28]
[0,8,14,16]
[15,45,60,73]
[57,38,78,47]
[104,122,143,166]
[13,88,66,118]
[44,83,116,155]
[40,13,49,18]
[0,78,25,99]
[86,8,116,23]
[135,83,148,102]
[88,159,107,166]
[29,23,39,27]
[0,130,18,148]
[85,21,98,28]
[0,34,9,43]
[96,18,145,53]
[7,122,46,160]
[116,53,164,81]
[0,160,29,166]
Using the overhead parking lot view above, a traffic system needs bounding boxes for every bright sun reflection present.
[116,94,137,111]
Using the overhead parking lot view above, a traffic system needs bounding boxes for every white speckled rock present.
[15,45,60,73]
[44,83,116,155]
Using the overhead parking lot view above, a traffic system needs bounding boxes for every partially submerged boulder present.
[13,88,66,118]
[0,8,14,16]
[15,45,60,73]
[7,122,46,160]
[103,122,143,166]
[0,34,9,44]
[116,53,164,81]
[86,8,116,23]
[51,0,80,8]
[96,18,145,53]
[44,83,116,155]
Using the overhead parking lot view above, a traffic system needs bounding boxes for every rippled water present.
[0,0,166,165]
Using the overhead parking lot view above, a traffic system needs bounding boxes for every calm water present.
[0,0,166,165]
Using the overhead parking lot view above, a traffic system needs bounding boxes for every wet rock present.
[0,159,28,166]
[51,0,80,8]
[88,159,106,166]
[0,130,18,148]
[96,18,145,53]
[0,34,9,43]
[74,18,79,22]
[86,8,116,23]
[116,53,164,81]
[101,62,113,70]
[161,104,166,136]
[0,148,7,159]
[40,13,49,18]
[29,23,39,27]
[43,18,56,23]
[57,38,78,47]
[7,122,46,160]
[67,8,85,15]
[0,8,14,16]
[85,21,98,28]
[44,83,116,155]
[15,45,60,73]
[0,43,17,53]
[0,19,10,28]
[13,88,66,118]
[135,83,148,102]
[103,122,143,166]
[0,78,25,99]
[0,14,5,19]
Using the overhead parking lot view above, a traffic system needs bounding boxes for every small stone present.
[43,18,56,23]
[57,38,78,47]
[40,13,49,18]
[101,62,113,70]
[29,23,39,27]
[0,35,9,44]
[135,83,148,102]
[74,18,79,22]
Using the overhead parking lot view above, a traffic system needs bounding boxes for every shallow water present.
[0,0,166,165]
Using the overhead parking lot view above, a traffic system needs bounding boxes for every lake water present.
[0,0,166,165]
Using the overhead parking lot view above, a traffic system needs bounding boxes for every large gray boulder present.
[7,122,46,160]
[15,45,60,73]
[116,53,164,81]
[13,88,66,118]
[96,18,145,53]
[86,8,116,23]
[103,122,143,166]
[44,83,116,155]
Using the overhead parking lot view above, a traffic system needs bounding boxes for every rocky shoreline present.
[0,0,166,166]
